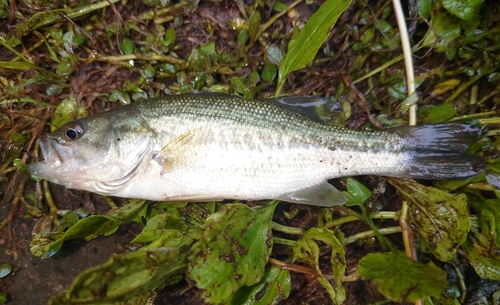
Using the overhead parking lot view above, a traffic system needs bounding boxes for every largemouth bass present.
[27,93,484,206]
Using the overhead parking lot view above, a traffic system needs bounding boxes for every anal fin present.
[276,182,347,206]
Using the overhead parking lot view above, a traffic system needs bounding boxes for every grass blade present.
[276,0,352,96]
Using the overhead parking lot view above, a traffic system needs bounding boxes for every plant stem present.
[344,226,402,244]
[43,180,58,219]
[325,211,398,228]
[272,237,297,247]
[449,110,500,122]
[272,222,304,235]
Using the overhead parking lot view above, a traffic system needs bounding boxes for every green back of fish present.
[133,93,403,154]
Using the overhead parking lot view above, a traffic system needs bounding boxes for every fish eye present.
[63,121,85,141]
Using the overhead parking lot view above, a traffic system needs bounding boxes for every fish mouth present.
[27,137,72,176]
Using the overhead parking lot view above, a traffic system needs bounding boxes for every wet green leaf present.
[248,11,261,42]
[145,228,202,250]
[56,61,75,76]
[62,31,74,53]
[262,61,277,83]
[133,214,187,243]
[397,91,419,114]
[188,47,211,71]
[10,132,27,144]
[418,0,431,18]
[192,72,207,90]
[361,27,375,44]
[430,79,461,97]
[418,104,456,124]
[375,19,400,50]
[248,70,260,87]
[277,0,351,95]
[374,19,393,35]
[51,95,77,131]
[49,247,187,305]
[46,84,63,96]
[388,84,407,100]
[141,63,156,78]
[390,179,470,262]
[274,2,288,12]
[462,237,500,280]
[162,28,176,48]
[132,213,202,249]
[358,253,447,302]
[188,202,277,304]
[464,29,486,45]
[0,264,12,278]
[446,41,458,60]
[344,177,372,207]
[147,201,215,229]
[442,0,485,22]
[30,200,148,258]
[161,62,176,74]
[237,29,249,47]
[267,45,284,66]
[231,266,291,305]
[231,77,247,94]
[293,227,346,304]
[422,9,461,54]
[0,61,39,69]
[109,89,131,105]
[72,34,86,46]
[201,41,215,55]
[468,199,500,260]
[120,37,135,54]
[132,91,148,101]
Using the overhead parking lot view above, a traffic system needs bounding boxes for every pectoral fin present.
[153,129,212,175]
[276,182,347,206]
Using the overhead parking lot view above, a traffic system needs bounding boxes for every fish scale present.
[138,93,403,154]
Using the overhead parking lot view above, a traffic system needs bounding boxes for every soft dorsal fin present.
[263,96,330,123]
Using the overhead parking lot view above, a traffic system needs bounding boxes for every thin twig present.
[270,257,356,282]
[269,257,317,275]
[393,0,416,125]
[342,75,385,129]
[392,1,422,303]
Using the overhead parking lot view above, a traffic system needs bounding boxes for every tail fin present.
[389,124,484,179]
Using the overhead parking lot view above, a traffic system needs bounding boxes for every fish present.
[27,92,484,206]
